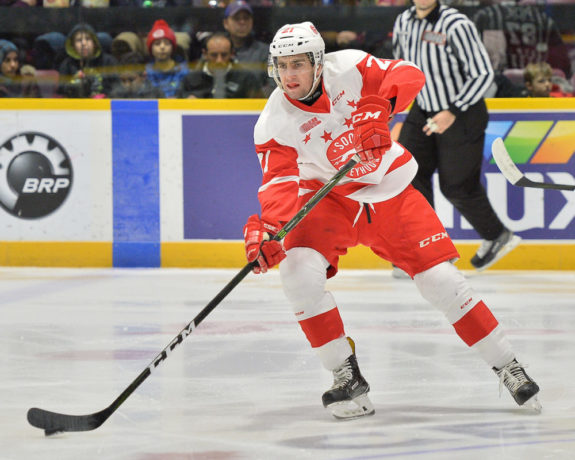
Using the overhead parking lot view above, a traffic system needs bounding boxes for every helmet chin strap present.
[298,64,323,101]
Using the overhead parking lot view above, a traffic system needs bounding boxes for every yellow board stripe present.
[0,242,112,267]
[2,241,573,270]
[486,98,575,110]
[158,98,266,111]
[2,98,574,112]
[0,98,111,110]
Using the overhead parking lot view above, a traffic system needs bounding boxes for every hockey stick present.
[27,155,360,436]
[492,137,575,191]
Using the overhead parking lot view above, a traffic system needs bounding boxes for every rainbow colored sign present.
[485,113,575,164]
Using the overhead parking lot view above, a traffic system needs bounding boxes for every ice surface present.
[2,267,575,460]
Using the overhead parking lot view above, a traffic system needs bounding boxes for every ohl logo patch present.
[0,132,73,219]
[326,130,380,178]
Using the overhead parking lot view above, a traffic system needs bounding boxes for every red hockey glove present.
[351,95,392,163]
[243,214,286,274]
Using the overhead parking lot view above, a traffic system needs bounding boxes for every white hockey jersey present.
[254,49,425,227]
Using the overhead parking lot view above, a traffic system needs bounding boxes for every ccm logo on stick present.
[419,232,448,247]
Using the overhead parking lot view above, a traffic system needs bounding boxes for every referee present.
[392,0,520,271]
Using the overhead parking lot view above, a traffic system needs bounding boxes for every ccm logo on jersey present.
[332,90,345,106]
[419,232,448,247]
[352,111,383,123]
[460,297,474,310]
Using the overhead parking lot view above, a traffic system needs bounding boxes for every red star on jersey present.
[321,130,333,143]
[346,99,357,108]
[344,117,353,128]
[303,133,311,144]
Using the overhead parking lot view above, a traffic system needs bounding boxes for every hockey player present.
[243,21,540,419]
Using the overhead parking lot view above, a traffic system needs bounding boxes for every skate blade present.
[476,235,522,272]
[326,394,375,420]
[523,394,542,414]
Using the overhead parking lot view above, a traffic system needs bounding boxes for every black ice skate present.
[471,229,521,271]
[494,359,541,412]
[322,354,375,420]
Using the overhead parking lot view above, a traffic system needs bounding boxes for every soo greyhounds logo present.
[326,130,380,178]
[0,132,73,219]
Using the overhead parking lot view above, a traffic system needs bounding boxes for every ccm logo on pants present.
[419,232,449,247]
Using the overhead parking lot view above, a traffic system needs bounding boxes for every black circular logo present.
[0,132,73,219]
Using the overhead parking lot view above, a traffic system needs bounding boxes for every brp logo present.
[0,132,73,219]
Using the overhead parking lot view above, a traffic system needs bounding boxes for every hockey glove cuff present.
[243,214,286,274]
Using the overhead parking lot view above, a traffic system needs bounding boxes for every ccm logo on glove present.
[352,110,384,123]
[351,95,392,163]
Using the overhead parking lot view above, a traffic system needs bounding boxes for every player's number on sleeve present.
[258,150,271,173]
[366,56,392,71]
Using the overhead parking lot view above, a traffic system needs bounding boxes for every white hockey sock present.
[316,336,354,371]
[472,325,515,370]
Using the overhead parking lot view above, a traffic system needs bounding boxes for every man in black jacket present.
[177,33,263,99]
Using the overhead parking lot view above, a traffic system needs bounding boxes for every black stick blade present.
[492,137,575,191]
[27,407,110,435]
[516,176,575,191]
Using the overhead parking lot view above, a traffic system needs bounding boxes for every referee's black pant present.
[398,99,504,241]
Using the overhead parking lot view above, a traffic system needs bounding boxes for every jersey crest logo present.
[299,117,321,133]
[422,31,446,46]
[326,130,380,178]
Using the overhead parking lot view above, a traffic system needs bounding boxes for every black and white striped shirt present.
[392,4,494,114]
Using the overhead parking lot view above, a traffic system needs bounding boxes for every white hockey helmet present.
[268,21,325,100]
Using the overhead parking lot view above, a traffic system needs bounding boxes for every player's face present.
[276,54,315,100]
[527,74,552,97]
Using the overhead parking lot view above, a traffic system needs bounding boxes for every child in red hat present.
[146,19,188,98]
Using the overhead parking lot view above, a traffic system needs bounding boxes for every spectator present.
[0,39,40,98]
[524,62,552,97]
[175,32,192,63]
[524,61,572,98]
[145,19,189,98]
[483,72,526,98]
[482,29,526,98]
[111,32,146,62]
[177,32,263,99]
[32,32,66,70]
[109,52,165,99]
[58,23,118,98]
[223,0,272,96]
[97,32,113,55]
[473,0,572,78]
